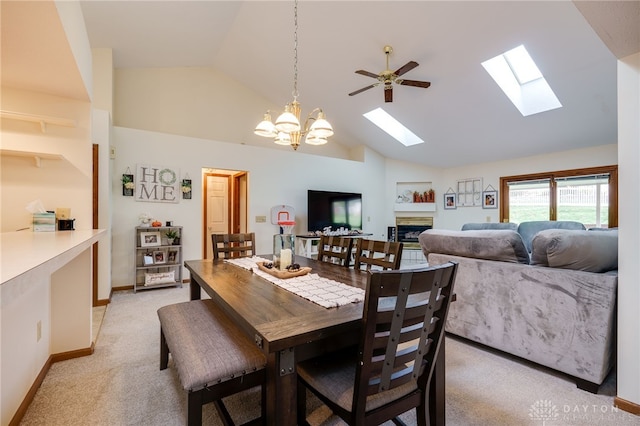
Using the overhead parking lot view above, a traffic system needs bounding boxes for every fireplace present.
[395,217,433,249]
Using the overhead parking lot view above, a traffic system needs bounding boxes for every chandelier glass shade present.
[254,0,333,150]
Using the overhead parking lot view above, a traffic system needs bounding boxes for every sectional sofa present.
[418,222,618,392]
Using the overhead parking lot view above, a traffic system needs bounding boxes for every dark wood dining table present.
[184,256,446,426]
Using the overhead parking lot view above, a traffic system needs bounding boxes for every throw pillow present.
[532,229,618,273]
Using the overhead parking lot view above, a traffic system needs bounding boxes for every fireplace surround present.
[395,217,433,249]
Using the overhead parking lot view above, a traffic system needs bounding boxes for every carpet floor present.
[19,285,639,425]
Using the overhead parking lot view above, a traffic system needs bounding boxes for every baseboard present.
[112,284,134,292]
[9,344,94,425]
[51,344,94,363]
[614,396,640,416]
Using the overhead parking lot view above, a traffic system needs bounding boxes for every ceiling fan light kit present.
[254,0,333,150]
[349,45,431,103]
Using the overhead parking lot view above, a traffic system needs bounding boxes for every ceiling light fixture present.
[254,0,333,150]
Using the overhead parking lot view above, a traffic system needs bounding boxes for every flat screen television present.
[307,190,362,233]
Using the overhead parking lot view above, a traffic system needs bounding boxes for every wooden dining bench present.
[157,299,266,426]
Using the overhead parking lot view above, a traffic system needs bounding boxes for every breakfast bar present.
[0,229,105,425]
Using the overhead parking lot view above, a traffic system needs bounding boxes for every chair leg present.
[187,390,203,426]
[160,328,169,370]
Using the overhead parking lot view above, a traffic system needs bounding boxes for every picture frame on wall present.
[444,193,457,210]
[483,190,498,209]
[140,232,162,247]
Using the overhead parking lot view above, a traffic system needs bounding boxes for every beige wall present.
[1,88,92,233]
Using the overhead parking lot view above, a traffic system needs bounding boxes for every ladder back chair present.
[353,239,403,271]
[296,262,459,426]
[211,232,256,260]
[317,235,354,267]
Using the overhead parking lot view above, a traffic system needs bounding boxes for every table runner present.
[224,257,364,308]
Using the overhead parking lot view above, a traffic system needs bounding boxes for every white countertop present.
[1,229,106,285]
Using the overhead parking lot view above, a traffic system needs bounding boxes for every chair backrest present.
[353,239,403,271]
[211,233,256,260]
[353,262,458,417]
[317,235,354,267]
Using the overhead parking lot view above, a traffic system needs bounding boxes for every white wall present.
[110,124,618,288]
[110,127,396,287]
[0,88,92,233]
[617,52,640,408]
[439,144,617,230]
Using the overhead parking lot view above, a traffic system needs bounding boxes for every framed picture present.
[143,253,154,266]
[153,251,166,264]
[140,232,162,247]
[167,250,178,263]
[483,190,498,209]
[444,193,457,210]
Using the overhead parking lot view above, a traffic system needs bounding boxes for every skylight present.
[482,45,561,116]
[363,108,424,147]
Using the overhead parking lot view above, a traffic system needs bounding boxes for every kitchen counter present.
[1,228,105,426]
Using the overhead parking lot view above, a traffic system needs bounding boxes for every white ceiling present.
[4,1,639,168]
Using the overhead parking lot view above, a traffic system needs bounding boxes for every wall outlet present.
[255,215,267,223]
[37,320,42,342]
[486,216,491,222]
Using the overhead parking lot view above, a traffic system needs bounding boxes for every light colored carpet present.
[20,286,638,426]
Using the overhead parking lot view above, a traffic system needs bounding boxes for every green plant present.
[165,229,179,239]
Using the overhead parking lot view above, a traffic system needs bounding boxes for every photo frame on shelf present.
[140,232,162,247]
[444,192,457,210]
[483,189,498,209]
[143,253,154,266]
[153,251,166,264]
[167,250,178,263]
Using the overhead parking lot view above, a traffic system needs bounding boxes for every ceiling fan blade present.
[399,79,431,89]
[394,61,419,77]
[348,84,378,96]
[355,70,380,79]
[384,87,393,103]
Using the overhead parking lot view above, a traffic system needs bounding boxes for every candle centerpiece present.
[273,233,295,271]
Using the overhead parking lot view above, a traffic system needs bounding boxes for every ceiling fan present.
[348,45,431,103]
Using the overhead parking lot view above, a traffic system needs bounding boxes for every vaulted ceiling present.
[3,1,639,168]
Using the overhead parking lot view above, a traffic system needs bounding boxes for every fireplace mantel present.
[394,202,436,212]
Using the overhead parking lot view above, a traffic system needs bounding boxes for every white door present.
[206,175,229,259]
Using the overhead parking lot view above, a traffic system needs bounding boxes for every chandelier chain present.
[292,0,299,100]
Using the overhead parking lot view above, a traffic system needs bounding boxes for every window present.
[500,165,617,228]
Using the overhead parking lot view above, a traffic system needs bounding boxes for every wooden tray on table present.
[257,261,311,279]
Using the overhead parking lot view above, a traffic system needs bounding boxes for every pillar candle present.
[280,248,292,270]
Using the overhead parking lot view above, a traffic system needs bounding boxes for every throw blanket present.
[224,257,364,308]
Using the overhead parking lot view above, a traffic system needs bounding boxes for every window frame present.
[499,165,618,227]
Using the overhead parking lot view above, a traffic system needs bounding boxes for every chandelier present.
[254,0,333,150]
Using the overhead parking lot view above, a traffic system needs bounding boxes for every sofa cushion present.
[517,221,586,252]
[419,229,529,264]
[530,229,618,272]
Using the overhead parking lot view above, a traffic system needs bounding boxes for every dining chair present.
[317,235,354,267]
[353,239,403,271]
[296,262,458,426]
[211,232,256,260]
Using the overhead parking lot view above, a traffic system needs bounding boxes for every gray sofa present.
[418,222,618,392]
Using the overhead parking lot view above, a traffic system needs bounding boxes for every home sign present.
[136,164,180,204]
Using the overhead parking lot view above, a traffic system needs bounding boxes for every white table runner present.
[224,256,364,308]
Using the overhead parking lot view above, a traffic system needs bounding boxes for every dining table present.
[184,256,447,426]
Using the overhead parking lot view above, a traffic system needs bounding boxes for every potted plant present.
[121,174,134,196]
[165,229,179,245]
